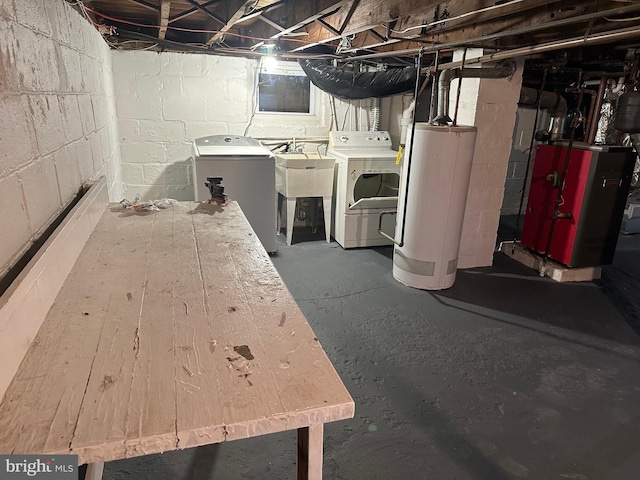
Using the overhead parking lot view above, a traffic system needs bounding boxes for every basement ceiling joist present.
[75,0,640,68]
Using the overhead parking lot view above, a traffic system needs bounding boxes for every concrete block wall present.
[501,107,550,215]
[0,0,121,278]
[451,51,525,269]
[112,52,338,200]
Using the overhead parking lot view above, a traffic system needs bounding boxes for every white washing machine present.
[193,135,277,253]
[328,131,401,248]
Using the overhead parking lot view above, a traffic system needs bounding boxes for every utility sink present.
[275,153,335,198]
[276,153,336,245]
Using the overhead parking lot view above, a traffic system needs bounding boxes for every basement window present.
[257,59,314,115]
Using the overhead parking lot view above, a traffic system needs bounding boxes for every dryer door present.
[348,172,400,210]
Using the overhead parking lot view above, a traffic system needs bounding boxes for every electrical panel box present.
[521,143,635,267]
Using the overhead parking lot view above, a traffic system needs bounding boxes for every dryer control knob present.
[340,135,349,143]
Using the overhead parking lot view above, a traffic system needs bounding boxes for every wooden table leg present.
[286,197,296,245]
[322,196,332,243]
[297,424,324,480]
[85,462,104,480]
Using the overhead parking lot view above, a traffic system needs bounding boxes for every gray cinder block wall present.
[501,107,550,215]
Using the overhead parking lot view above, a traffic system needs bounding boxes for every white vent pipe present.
[432,62,516,125]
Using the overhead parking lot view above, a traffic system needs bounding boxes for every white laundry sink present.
[275,153,335,198]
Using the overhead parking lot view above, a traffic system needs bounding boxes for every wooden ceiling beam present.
[406,2,598,47]
[391,0,566,38]
[249,0,352,50]
[292,23,375,52]
[269,0,351,40]
[368,28,387,43]
[316,18,340,36]
[159,0,171,39]
[258,14,287,33]
[207,0,258,45]
[169,0,221,23]
[295,0,571,54]
[125,0,159,13]
[183,0,225,26]
[233,1,287,25]
[337,0,360,35]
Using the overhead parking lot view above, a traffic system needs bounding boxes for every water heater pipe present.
[428,50,441,123]
[566,87,597,143]
[399,94,415,145]
[432,62,516,125]
[519,87,568,140]
[378,48,424,247]
[452,48,468,126]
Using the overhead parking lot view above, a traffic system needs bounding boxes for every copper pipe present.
[566,87,597,143]
[588,78,608,144]
[586,74,628,144]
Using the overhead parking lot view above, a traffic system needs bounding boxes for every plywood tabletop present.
[0,202,354,465]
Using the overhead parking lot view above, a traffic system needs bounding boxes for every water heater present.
[393,124,477,290]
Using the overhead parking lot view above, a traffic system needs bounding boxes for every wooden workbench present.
[0,201,354,479]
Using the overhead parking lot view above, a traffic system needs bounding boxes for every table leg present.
[322,196,332,243]
[297,424,324,480]
[286,197,296,245]
[85,462,104,480]
[277,193,283,234]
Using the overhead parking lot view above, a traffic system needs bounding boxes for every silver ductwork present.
[519,87,568,140]
[432,61,517,125]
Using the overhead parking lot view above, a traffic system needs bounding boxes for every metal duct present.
[432,62,517,125]
[370,97,380,131]
[519,87,568,140]
[298,58,417,99]
[595,80,626,144]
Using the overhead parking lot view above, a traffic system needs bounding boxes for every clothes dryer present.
[328,131,401,248]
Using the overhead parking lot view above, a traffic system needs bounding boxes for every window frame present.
[256,59,316,116]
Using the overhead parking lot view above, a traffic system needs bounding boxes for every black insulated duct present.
[298,58,417,99]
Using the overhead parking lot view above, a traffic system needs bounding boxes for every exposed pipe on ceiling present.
[519,87,568,140]
[566,86,598,143]
[349,4,640,62]
[423,26,640,73]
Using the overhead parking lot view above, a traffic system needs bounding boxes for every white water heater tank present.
[393,124,477,290]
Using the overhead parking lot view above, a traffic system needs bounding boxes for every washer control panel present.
[329,131,392,151]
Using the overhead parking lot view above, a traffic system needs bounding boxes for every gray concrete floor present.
[102,220,640,480]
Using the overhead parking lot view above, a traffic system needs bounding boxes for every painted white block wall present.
[114,53,318,199]
[112,50,402,200]
[448,50,525,269]
[0,0,121,278]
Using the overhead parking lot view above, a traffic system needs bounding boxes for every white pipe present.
[611,76,626,94]
[400,94,415,145]
[433,63,516,124]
